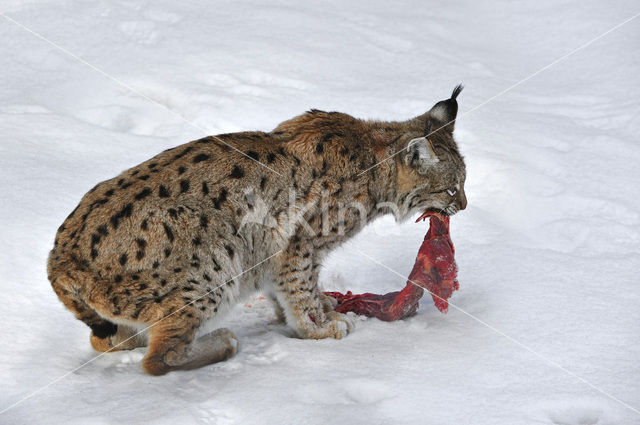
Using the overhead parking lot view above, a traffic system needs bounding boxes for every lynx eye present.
[446,188,457,196]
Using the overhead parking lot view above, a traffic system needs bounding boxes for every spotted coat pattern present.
[48,91,467,375]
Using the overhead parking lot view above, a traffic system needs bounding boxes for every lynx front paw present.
[300,311,354,340]
[324,311,354,339]
[319,292,339,312]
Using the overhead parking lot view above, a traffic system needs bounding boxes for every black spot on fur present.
[180,179,190,193]
[192,236,202,246]
[91,248,98,260]
[138,175,150,181]
[159,185,170,198]
[212,257,222,271]
[90,322,118,339]
[193,153,210,163]
[230,165,244,179]
[135,239,146,260]
[266,153,276,163]
[110,203,133,229]
[105,189,115,197]
[164,248,172,257]
[225,245,234,258]
[173,146,193,160]
[201,182,209,195]
[140,219,148,230]
[178,166,187,175]
[163,223,174,242]
[316,142,324,154]
[114,275,122,283]
[168,208,178,219]
[119,253,128,266]
[247,151,259,161]
[260,177,267,190]
[277,147,286,156]
[135,187,152,200]
[213,188,227,210]
[200,214,208,229]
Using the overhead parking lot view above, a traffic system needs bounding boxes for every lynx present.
[48,86,467,375]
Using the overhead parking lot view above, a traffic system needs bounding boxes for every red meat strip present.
[324,212,459,321]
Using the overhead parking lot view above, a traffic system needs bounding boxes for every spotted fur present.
[48,87,467,375]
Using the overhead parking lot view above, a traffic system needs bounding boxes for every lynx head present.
[393,85,467,221]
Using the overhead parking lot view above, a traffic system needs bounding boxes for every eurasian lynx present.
[48,86,466,375]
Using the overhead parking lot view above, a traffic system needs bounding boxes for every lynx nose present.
[458,191,467,210]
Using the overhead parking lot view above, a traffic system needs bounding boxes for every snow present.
[1,0,639,424]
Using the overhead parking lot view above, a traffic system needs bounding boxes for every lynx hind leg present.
[142,309,237,376]
[90,324,147,353]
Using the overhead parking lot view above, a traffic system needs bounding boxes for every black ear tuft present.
[451,84,464,100]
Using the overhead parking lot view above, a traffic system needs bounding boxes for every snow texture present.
[1,1,639,424]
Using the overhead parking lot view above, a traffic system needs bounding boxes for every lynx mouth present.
[426,204,460,217]
[424,208,449,217]
[417,209,449,222]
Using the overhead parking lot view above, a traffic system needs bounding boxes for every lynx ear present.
[404,136,439,173]
[427,84,463,132]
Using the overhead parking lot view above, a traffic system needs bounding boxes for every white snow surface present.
[1,1,639,424]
